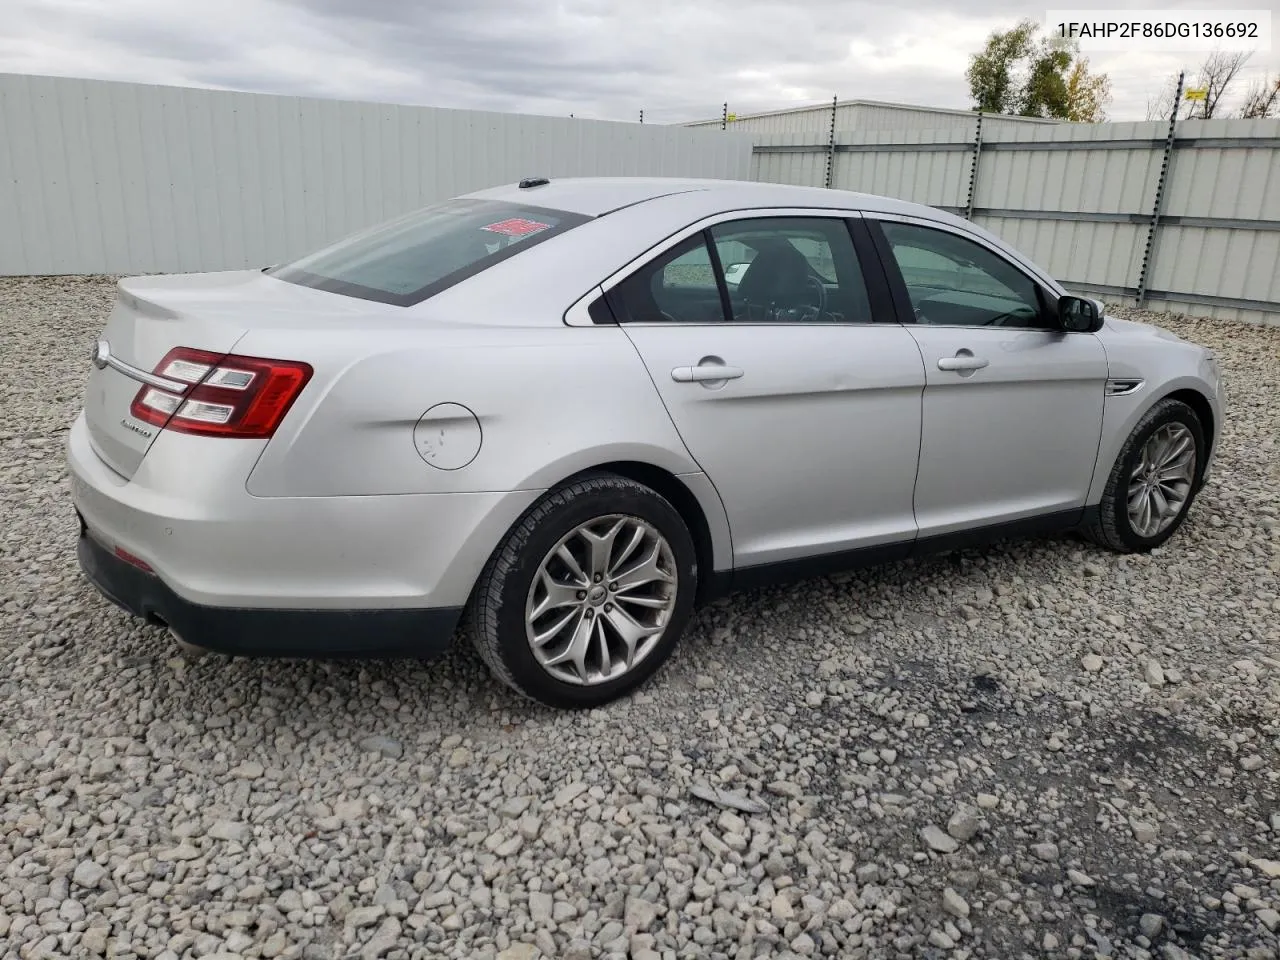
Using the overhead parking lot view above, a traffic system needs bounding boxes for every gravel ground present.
[1,275,1278,960]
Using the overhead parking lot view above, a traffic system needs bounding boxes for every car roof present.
[462,176,967,226]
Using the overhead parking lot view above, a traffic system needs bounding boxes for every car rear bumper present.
[77,514,465,658]
[66,411,541,613]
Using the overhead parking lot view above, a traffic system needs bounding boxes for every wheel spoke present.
[542,613,593,681]
[555,544,589,586]
[1148,432,1170,469]
[595,617,612,677]
[613,542,672,592]
[1138,492,1154,536]
[531,607,579,647]
[1157,481,1187,510]
[607,523,647,579]
[604,605,662,669]
[530,570,583,620]
[1150,485,1171,520]
[580,517,626,580]
[614,593,671,610]
[1159,432,1192,467]
[1130,449,1149,480]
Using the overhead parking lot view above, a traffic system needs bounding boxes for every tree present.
[966,20,1037,115]
[966,19,1112,121]
[1146,51,1253,121]
[1063,59,1112,122]
[1240,75,1280,119]
[1196,51,1252,118]
[1145,74,1186,122]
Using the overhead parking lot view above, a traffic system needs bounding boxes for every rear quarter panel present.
[243,323,704,498]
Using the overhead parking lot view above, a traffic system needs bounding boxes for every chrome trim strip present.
[1105,378,1144,396]
[93,339,188,393]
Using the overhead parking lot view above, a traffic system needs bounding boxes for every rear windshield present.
[267,198,590,306]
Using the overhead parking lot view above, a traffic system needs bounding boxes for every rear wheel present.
[467,474,697,708]
[1084,398,1205,553]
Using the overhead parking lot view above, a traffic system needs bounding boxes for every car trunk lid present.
[83,273,258,479]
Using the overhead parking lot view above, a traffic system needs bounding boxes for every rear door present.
[867,215,1108,538]
[608,211,927,573]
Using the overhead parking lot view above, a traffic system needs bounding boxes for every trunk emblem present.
[119,417,154,439]
[92,339,111,370]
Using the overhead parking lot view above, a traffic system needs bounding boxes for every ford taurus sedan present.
[68,177,1224,708]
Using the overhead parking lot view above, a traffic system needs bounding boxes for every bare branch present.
[1194,50,1252,119]
[1240,75,1280,119]
[1145,73,1187,122]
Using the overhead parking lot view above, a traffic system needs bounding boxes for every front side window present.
[878,221,1051,328]
[268,199,589,307]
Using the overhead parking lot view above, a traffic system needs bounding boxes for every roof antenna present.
[518,177,550,188]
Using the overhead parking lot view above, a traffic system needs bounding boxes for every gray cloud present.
[3,0,1277,123]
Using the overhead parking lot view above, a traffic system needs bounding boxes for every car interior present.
[883,228,1052,328]
[632,228,874,324]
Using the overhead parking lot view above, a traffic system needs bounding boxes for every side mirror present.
[1057,295,1103,333]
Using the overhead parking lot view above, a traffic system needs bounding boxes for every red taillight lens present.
[129,347,313,439]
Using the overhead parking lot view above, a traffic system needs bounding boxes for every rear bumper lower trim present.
[76,528,463,659]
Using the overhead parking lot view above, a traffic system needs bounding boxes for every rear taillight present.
[129,347,313,439]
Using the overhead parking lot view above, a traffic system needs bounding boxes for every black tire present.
[1083,397,1206,553]
[467,473,698,709]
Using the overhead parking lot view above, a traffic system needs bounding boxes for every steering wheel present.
[797,275,828,321]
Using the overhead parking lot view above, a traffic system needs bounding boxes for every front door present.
[869,216,1108,538]
[607,213,927,571]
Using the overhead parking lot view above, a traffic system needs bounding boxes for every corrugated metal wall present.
[688,100,1056,136]
[750,117,1280,324]
[4,73,1276,321]
[843,103,1056,137]
[0,74,755,276]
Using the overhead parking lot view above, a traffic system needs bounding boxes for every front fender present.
[1086,374,1222,505]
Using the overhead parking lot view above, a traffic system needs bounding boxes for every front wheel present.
[467,474,698,708]
[1083,398,1205,553]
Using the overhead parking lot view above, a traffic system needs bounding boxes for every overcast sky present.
[2,0,1276,123]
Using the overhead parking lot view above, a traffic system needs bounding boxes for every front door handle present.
[671,362,744,383]
[937,354,989,372]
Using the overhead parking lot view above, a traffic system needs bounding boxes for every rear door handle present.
[671,363,744,383]
[937,355,989,372]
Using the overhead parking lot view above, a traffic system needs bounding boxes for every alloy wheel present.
[1126,422,1196,538]
[524,515,678,686]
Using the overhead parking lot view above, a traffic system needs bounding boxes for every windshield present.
[267,198,590,306]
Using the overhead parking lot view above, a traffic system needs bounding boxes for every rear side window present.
[268,199,590,306]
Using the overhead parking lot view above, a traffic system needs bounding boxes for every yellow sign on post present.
[1184,87,1208,101]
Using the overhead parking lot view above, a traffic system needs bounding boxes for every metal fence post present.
[825,95,838,189]
[964,111,983,219]
[1136,70,1184,307]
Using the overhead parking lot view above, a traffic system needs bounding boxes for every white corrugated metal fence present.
[0,74,754,276]
[3,73,1277,323]
[751,116,1280,324]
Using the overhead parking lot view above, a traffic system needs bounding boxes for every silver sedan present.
[67,177,1224,708]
